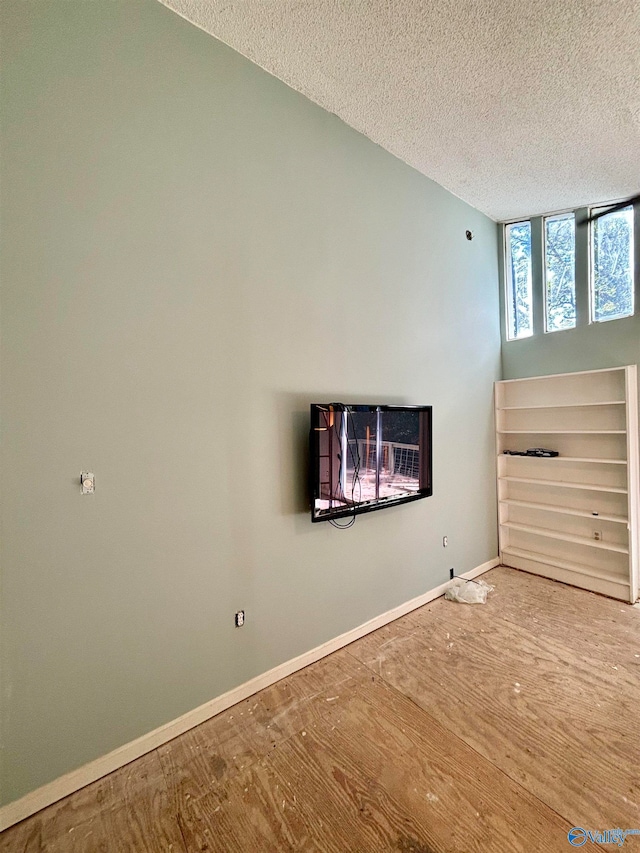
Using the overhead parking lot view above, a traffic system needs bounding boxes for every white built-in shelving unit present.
[495,366,639,603]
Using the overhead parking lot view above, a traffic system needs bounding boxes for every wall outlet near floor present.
[443,536,448,547]
[235,610,245,627]
[449,568,455,580]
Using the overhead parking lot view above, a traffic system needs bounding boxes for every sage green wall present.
[1,0,500,805]
[500,216,640,380]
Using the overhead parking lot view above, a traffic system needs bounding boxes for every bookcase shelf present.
[498,430,626,435]
[501,522,629,554]
[500,401,625,410]
[501,547,630,592]
[499,498,628,525]
[501,476,627,494]
[498,456,627,465]
[495,366,639,603]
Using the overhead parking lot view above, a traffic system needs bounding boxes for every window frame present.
[502,199,637,344]
[504,219,533,342]
[543,211,576,334]
[589,203,635,324]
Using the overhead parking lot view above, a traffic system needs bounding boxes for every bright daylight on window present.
[591,205,634,322]
[505,221,532,340]
[505,202,635,340]
[544,212,576,332]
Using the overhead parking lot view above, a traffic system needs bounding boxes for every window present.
[591,204,634,322]
[504,200,636,342]
[544,212,576,332]
[505,221,533,340]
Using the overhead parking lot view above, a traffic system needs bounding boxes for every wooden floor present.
[2,566,640,852]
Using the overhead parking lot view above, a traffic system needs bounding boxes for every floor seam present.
[342,634,612,851]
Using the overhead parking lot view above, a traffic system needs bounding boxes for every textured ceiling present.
[159,0,640,221]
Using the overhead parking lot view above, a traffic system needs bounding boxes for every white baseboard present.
[0,557,498,832]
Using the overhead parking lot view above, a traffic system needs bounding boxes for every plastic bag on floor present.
[444,577,493,605]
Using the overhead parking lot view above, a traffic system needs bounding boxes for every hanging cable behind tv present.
[328,403,361,529]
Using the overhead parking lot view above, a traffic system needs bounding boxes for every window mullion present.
[531,217,545,336]
[574,207,590,326]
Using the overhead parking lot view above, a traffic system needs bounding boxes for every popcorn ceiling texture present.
[159,0,640,221]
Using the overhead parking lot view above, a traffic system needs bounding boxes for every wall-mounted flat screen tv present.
[310,404,432,523]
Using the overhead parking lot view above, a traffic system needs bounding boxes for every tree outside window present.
[544,213,576,332]
[592,205,634,322]
[505,221,533,340]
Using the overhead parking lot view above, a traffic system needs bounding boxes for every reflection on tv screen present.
[310,404,432,523]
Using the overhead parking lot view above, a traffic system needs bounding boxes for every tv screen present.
[310,404,432,524]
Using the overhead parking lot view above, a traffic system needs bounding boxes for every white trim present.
[498,365,627,384]
[0,557,498,832]
[504,220,534,343]
[625,365,639,602]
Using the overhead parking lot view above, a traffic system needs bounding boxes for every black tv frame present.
[309,403,432,523]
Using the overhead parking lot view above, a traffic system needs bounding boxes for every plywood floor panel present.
[178,675,574,853]
[2,566,637,852]
[347,567,640,829]
[158,650,367,811]
[0,752,185,853]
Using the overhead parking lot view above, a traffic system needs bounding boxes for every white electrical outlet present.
[235,610,245,627]
[443,536,448,547]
